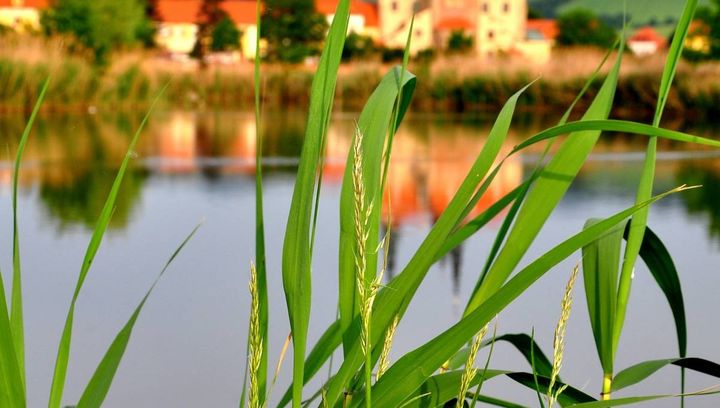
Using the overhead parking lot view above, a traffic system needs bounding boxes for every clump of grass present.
[248,262,263,408]
[547,264,579,407]
[456,324,490,408]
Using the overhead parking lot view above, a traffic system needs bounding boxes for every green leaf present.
[362,187,686,408]
[48,85,167,408]
[323,83,533,406]
[612,357,720,393]
[465,53,623,316]
[507,373,595,406]
[0,273,24,407]
[399,369,510,408]
[338,66,416,355]
[76,224,201,408]
[8,77,49,402]
[615,0,698,365]
[627,225,686,358]
[280,1,349,407]
[582,219,626,375]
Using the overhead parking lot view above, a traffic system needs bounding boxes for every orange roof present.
[157,0,256,25]
[526,19,558,41]
[435,17,474,31]
[315,0,378,27]
[629,26,666,46]
[0,0,48,7]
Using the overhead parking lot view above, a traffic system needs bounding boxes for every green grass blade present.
[567,385,720,408]
[506,373,596,405]
[0,273,25,407]
[626,225,686,357]
[251,0,268,402]
[10,77,50,392]
[76,223,201,408]
[615,0,698,363]
[48,85,167,408]
[465,53,622,315]
[398,369,511,408]
[277,321,342,407]
[323,84,532,406]
[338,67,416,355]
[581,219,626,376]
[363,186,687,407]
[612,357,720,393]
[281,2,349,406]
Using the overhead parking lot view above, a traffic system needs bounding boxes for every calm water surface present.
[1,110,719,407]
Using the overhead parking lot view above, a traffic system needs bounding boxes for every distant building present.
[316,0,380,39]
[377,0,527,56]
[155,0,259,61]
[515,18,557,62]
[628,26,666,56]
[0,0,47,32]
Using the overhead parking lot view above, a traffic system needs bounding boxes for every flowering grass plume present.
[456,323,490,408]
[248,262,263,408]
[547,264,579,407]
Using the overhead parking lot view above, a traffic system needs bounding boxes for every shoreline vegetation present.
[2,36,720,120]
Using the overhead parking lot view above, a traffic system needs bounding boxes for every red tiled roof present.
[526,19,558,41]
[0,0,48,7]
[157,0,256,25]
[629,26,666,46]
[316,0,378,27]
[435,17,474,31]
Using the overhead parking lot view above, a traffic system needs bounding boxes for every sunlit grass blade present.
[465,52,622,315]
[324,83,532,406]
[363,186,688,407]
[76,223,201,408]
[338,67,416,356]
[581,219,626,379]
[281,4,349,405]
[10,77,50,392]
[626,225,686,357]
[251,0,268,403]
[0,273,24,407]
[611,357,720,393]
[615,0,698,375]
[48,85,167,408]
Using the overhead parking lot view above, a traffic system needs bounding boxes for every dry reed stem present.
[547,264,579,407]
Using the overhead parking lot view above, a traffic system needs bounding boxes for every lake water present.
[1,110,719,407]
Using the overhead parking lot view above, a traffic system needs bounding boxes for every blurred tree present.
[191,0,230,64]
[342,32,377,61]
[41,0,149,64]
[261,0,327,63]
[446,30,473,54]
[211,16,241,51]
[690,0,720,60]
[556,8,617,48]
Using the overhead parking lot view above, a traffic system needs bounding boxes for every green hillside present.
[530,0,710,30]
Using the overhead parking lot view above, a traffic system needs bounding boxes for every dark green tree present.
[689,0,720,60]
[446,30,473,54]
[342,32,377,61]
[556,8,617,48]
[211,16,242,51]
[191,0,230,64]
[261,0,328,63]
[41,0,148,64]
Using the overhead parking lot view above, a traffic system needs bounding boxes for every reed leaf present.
[9,78,50,393]
[76,223,201,408]
[0,270,24,407]
[280,1,349,406]
[48,85,166,408]
[361,186,687,407]
[465,53,622,315]
[507,373,595,405]
[615,0,698,369]
[611,357,720,393]
[324,83,532,406]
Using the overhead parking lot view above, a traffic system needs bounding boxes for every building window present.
[392,0,398,11]
[503,2,510,13]
[488,30,495,39]
[481,2,488,12]
[415,29,422,37]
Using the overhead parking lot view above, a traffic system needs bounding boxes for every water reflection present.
[0,110,718,243]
